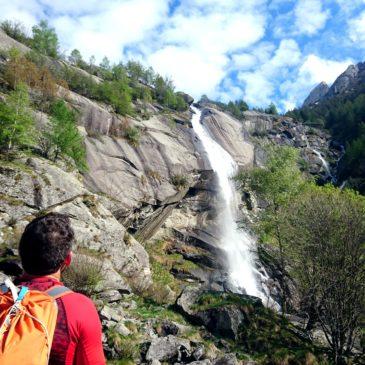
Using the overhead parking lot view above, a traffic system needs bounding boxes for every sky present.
[0,0,364,111]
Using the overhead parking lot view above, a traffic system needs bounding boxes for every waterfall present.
[312,149,332,178]
[191,106,264,299]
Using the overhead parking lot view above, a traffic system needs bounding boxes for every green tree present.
[69,49,83,66]
[46,100,87,171]
[31,20,59,58]
[265,102,278,115]
[277,185,365,364]
[0,83,35,151]
[235,145,306,312]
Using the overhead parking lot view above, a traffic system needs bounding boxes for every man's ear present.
[64,251,72,267]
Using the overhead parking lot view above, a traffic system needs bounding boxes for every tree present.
[265,102,278,115]
[68,49,83,67]
[235,145,307,312]
[277,185,365,364]
[46,100,87,171]
[99,56,111,70]
[31,20,59,58]
[0,83,35,151]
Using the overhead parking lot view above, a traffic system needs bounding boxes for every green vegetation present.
[42,100,87,171]
[0,20,30,45]
[62,254,104,297]
[170,174,189,190]
[200,95,249,120]
[0,83,35,151]
[31,20,59,58]
[287,93,365,193]
[124,126,140,147]
[237,145,365,364]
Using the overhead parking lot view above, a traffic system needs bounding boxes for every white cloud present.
[237,39,301,106]
[348,11,365,47]
[336,0,365,13]
[294,0,330,35]
[148,46,227,97]
[281,55,353,109]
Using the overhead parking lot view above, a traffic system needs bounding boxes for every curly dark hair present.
[19,213,75,275]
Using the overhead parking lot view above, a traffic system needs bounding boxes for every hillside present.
[0,22,364,365]
[289,61,365,193]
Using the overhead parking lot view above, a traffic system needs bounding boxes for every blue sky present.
[0,0,364,111]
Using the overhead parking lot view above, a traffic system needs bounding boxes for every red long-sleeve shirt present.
[16,276,106,365]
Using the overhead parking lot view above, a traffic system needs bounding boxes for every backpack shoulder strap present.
[45,285,73,300]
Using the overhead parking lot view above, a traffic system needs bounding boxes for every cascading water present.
[191,106,264,300]
[312,149,332,178]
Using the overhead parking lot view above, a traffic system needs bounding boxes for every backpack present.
[0,278,72,365]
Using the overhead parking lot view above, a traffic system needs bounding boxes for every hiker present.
[1,212,106,365]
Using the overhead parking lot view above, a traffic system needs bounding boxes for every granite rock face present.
[0,156,152,291]
[302,81,329,107]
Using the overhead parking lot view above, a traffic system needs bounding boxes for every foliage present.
[124,126,140,146]
[265,102,278,115]
[31,20,59,58]
[240,145,365,363]
[287,93,365,193]
[4,50,59,106]
[235,145,305,208]
[153,75,188,111]
[235,145,306,313]
[0,20,30,45]
[200,96,249,120]
[44,100,88,171]
[0,83,35,151]
[276,185,365,364]
[98,80,133,115]
[170,174,189,190]
[62,255,104,297]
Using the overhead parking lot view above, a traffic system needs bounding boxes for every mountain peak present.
[302,81,329,107]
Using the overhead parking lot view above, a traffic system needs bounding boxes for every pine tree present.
[32,20,59,58]
[0,83,35,151]
[47,100,87,171]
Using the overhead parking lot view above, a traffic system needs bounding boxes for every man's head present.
[19,212,74,276]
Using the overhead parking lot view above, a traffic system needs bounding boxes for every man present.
[16,212,106,365]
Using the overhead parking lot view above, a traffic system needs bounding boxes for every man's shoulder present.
[61,291,96,307]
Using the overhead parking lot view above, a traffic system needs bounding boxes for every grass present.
[170,174,189,190]
[62,255,104,296]
[124,126,140,147]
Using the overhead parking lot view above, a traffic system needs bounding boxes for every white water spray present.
[312,149,332,178]
[191,106,263,299]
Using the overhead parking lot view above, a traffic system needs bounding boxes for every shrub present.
[62,255,104,296]
[170,174,189,190]
[0,20,30,45]
[0,83,35,151]
[31,20,59,58]
[43,100,88,171]
[124,126,140,146]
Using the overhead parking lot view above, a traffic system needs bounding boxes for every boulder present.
[145,335,191,362]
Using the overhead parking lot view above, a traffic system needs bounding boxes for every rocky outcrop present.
[326,62,365,98]
[200,107,254,168]
[302,81,329,107]
[0,156,152,291]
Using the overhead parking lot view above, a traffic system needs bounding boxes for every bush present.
[31,20,59,58]
[62,255,104,296]
[0,83,35,151]
[0,20,30,45]
[170,174,189,190]
[124,126,140,146]
[43,100,88,171]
